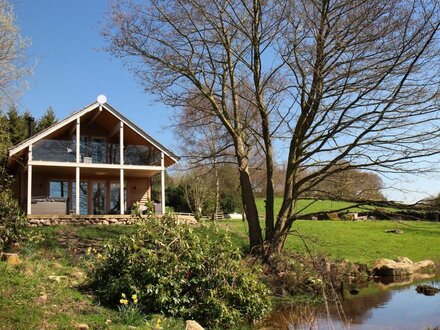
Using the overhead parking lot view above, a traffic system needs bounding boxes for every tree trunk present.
[235,139,263,251]
[212,163,220,221]
[268,229,289,255]
[238,166,263,251]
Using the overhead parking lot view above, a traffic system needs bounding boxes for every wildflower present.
[120,298,129,305]
[121,293,126,298]
[131,294,138,304]
[86,247,92,256]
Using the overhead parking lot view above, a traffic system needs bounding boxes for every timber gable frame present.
[7,99,178,216]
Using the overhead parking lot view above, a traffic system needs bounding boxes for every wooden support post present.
[161,152,165,215]
[27,144,33,215]
[120,168,125,215]
[76,118,80,163]
[120,121,125,215]
[75,118,80,214]
[75,167,80,214]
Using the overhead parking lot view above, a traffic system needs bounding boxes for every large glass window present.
[92,137,106,163]
[109,182,127,214]
[92,182,106,214]
[72,181,88,214]
[49,180,68,198]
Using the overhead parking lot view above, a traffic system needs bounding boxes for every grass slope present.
[0,225,183,330]
[255,197,371,217]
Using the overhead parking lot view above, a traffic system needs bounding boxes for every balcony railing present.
[32,139,161,166]
[124,145,161,166]
[33,139,76,162]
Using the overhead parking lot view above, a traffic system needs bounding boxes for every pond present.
[262,275,440,329]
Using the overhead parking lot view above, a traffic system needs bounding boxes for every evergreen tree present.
[35,106,57,134]
[6,106,28,145]
[0,111,11,160]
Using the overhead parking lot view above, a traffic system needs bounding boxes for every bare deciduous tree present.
[0,0,30,107]
[173,96,233,219]
[104,0,440,255]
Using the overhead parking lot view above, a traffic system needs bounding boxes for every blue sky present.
[12,1,440,203]
[14,0,174,146]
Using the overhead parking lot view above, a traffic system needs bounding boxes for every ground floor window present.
[92,182,106,215]
[110,182,125,214]
[49,180,68,198]
[72,181,88,214]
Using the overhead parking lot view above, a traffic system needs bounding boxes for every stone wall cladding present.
[27,216,136,227]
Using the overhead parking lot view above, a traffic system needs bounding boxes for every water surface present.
[263,276,440,329]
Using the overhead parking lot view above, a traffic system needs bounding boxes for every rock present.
[413,260,435,273]
[48,275,68,283]
[105,319,112,325]
[349,288,360,295]
[74,324,89,330]
[186,320,204,330]
[373,258,413,276]
[102,220,109,225]
[416,285,440,296]
[395,256,413,264]
[1,253,21,265]
[373,257,435,277]
[385,229,403,234]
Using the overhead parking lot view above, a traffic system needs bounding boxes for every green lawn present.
[2,219,440,328]
[217,219,440,265]
[255,197,375,217]
[0,225,183,330]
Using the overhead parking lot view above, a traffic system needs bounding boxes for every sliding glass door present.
[92,182,106,215]
[72,181,88,214]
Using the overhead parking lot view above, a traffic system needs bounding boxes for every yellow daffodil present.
[86,247,92,256]
[119,298,129,305]
[131,294,138,304]
[121,293,126,298]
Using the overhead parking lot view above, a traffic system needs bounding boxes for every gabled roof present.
[8,100,179,165]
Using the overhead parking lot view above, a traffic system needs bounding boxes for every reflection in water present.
[262,276,440,329]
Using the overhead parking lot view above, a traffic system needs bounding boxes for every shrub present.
[327,212,340,221]
[88,216,271,328]
[0,189,27,252]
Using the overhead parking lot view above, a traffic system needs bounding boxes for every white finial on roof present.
[97,94,107,105]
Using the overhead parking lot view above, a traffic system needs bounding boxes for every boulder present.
[48,275,68,283]
[373,257,435,277]
[373,258,413,276]
[186,320,204,330]
[413,260,435,273]
[416,285,440,296]
[1,253,21,265]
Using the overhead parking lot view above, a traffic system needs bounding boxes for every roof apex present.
[8,100,179,164]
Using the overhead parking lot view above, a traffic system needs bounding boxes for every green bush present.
[88,216,271,328]
[0,190,27,252]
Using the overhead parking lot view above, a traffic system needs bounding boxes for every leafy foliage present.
[0,189,27,252]
[88,216,271,328]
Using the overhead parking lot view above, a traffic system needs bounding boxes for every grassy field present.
[0,225,183,330]
[255,197,376,217]
[218,219,440,264]
[2,218,440,328]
